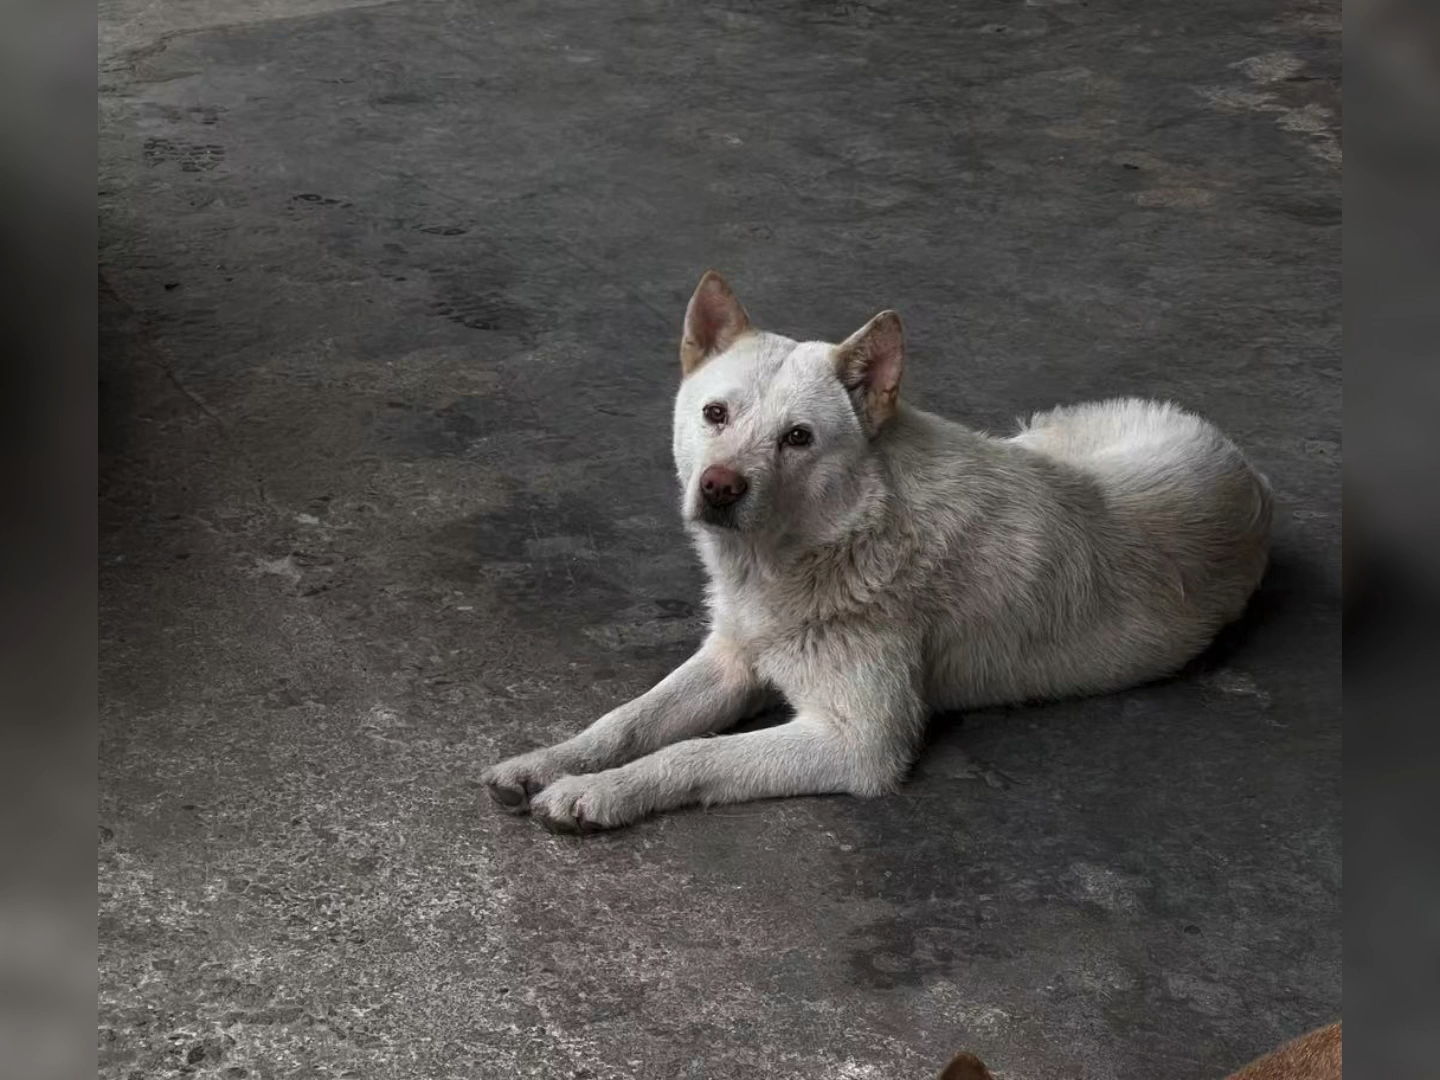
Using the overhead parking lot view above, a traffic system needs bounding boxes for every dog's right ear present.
[834,309,905,436]
[938,1051,995,1080]
[681,270,751,376]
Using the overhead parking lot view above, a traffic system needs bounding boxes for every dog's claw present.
[573,805,602,835]
[531,794,606,835]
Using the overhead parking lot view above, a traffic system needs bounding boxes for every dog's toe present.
[481,751,572,817]
[530,781,614,835]
[533,801,583,835]
[481,767,534,815]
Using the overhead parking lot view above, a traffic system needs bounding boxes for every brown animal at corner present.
[937,1021,1341,1080]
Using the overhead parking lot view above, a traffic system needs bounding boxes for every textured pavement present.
[99,2,1341,1077]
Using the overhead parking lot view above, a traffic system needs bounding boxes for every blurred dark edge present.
[0,0,1429,1074]
[1346,0,1440,1077]
[0,1,98,1079]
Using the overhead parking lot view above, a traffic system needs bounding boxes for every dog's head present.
[672,270,905,540]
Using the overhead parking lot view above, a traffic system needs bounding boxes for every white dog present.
[482,271,1272,833]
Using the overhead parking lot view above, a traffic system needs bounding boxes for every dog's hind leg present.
[526,662,925,832]
[481,633,762,814]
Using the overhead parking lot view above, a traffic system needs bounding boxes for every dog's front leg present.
[481,633,761,814]
[528,663,925,833]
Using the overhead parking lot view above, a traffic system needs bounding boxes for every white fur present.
[482,291,1271,833]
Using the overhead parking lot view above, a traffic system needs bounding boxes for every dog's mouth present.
[695,502,741,530]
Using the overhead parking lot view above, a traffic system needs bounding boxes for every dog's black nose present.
[700,465,748,508]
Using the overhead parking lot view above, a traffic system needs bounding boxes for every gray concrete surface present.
[98,1,1341,1077]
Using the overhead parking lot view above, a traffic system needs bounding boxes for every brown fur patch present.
[1227,1022,1341,1080]
[938,1051,996,1080]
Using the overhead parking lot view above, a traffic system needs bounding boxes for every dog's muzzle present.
[695,464,748,529]
[700,465,748,508]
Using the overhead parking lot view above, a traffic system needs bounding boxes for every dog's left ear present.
[681,270,752,376]
[834,310,904,435]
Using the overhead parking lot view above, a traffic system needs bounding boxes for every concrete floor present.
[98,1,1341,1078]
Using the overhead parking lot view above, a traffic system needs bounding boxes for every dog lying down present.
[939,1021,1342,1079]
[484,271,1272,833]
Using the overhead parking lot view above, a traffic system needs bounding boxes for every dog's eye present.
[703,403,728,425]
[781,426,813,448]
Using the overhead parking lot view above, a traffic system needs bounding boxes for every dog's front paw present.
[529,774,633,835]
[480,749,568,815]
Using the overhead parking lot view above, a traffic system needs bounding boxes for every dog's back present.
[1014,395,1271,640]
[892,396,1271,710]
[1012,397,1272,604]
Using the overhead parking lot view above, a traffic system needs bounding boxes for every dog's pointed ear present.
[834,309,904,435]
[681,270,752,376]
[938,1052,995,1080]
